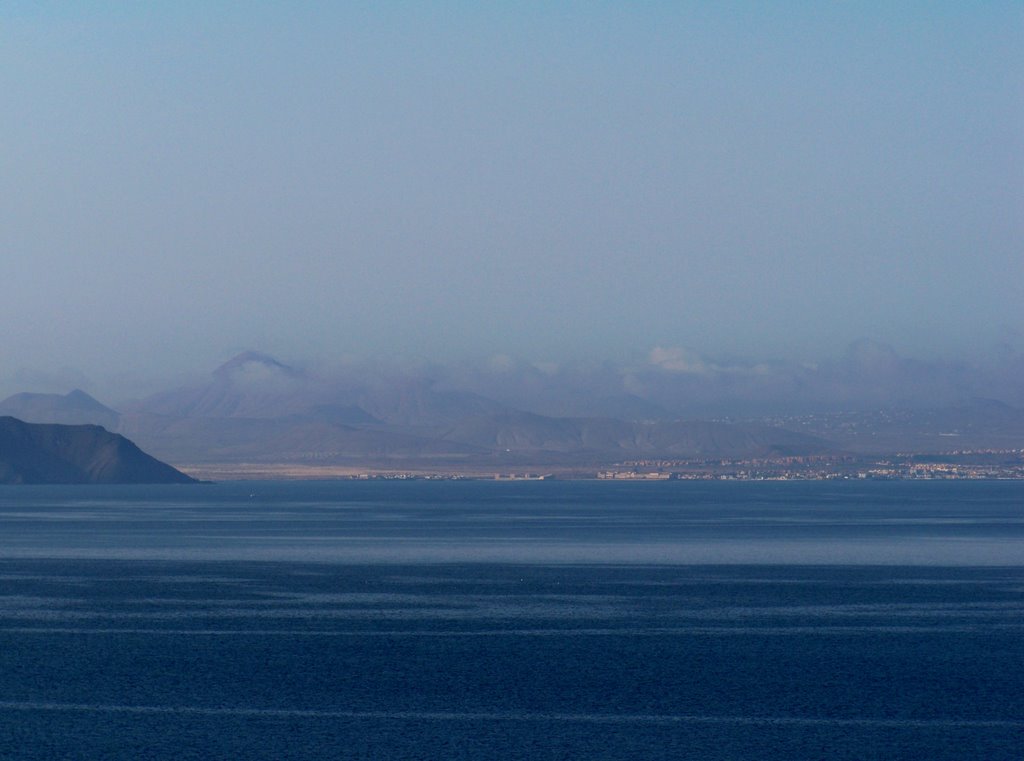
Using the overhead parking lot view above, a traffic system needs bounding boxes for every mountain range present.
[0,353,829,468]
[3,351,1022,471]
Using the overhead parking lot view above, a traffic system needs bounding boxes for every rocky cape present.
[0,416,196,484]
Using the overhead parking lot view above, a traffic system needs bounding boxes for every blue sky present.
[1,3,1021,394]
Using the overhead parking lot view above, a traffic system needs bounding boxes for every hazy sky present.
[2,3,1021,394]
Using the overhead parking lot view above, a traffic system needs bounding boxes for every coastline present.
[175,458,1024,483]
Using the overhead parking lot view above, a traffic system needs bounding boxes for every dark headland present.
[0,416,195,484]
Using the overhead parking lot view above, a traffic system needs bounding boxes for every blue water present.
[0,481,1021,759]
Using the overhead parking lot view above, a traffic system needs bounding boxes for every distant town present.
[180,449,1024,482]
[596,450,1024,481]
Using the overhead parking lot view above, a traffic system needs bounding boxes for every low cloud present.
[648,346,716,375]
[6,340,1024,422]
[431,341,1024,419]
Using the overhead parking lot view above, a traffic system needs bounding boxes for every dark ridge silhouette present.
[0,417,195,484]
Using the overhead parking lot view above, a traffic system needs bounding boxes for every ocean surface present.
[0,480,1021,760]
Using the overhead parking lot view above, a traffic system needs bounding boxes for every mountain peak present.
[214,352,300,378]
[64,389,107,406]
[0,390,120,428]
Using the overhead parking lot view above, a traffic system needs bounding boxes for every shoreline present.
[174,461,1024,483]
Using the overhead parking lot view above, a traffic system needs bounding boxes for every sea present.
[0,480,1021,760]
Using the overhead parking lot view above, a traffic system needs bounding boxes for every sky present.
[1,2,1021,397]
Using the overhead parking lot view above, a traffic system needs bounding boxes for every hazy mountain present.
[0,389,121,429]
[433,341,1024,420]
[440,412,826,458]
[133,352,319,419]
[0,417,195,484]
[432,356,675,421]
[106,352,833,465]
[128,353,502,428]
[789,398,1024,454]
[351,381,506,428]
[116,413,487,465]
